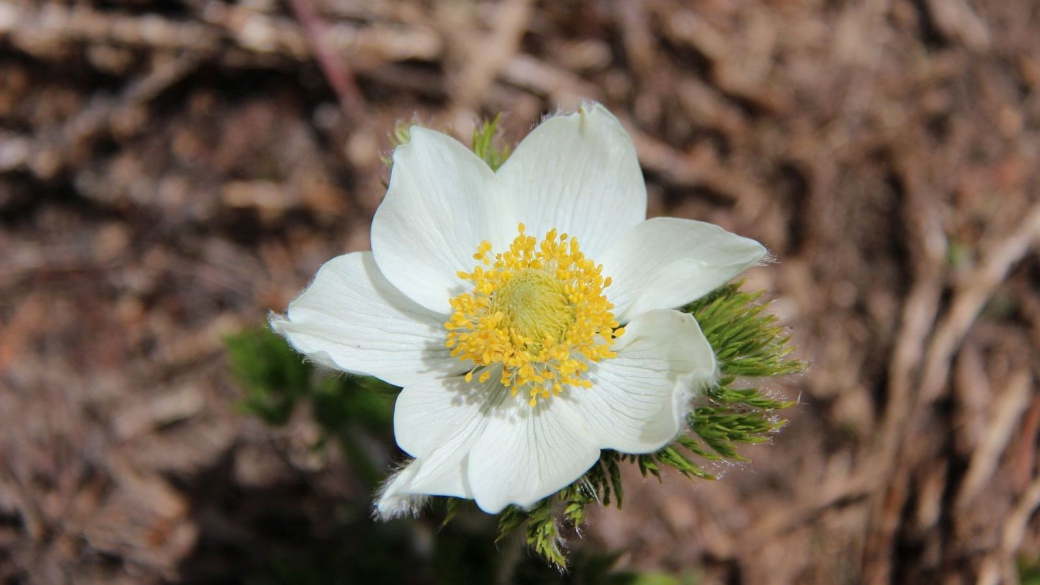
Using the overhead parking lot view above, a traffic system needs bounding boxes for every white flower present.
[272,104,766,517]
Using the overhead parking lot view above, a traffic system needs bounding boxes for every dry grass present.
[2,0,1040,583]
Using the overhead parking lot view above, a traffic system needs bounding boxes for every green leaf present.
[381,121,413,169]
[471,114,512,170]
[442,497,468,528]
[226,327,311,426]
[687,283,805,378]
[523,498,565,569]
[225,327,400,488]
[496,505,529,544]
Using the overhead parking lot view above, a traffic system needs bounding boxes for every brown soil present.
[2,0,1040,583]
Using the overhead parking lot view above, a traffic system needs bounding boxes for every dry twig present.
[285,0,366,124]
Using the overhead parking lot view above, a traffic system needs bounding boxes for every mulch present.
[2,0,1040,583]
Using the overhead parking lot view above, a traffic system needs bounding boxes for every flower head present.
[272,104,767,516]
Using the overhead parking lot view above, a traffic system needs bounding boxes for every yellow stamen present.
[445,224,623,406]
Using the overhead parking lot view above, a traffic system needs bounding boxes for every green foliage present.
[1021,556,1040,585]
[491,282,805,567]
[691,285,803,378]
[380,121,413,169]
[945,240,971,269]
[500,498,565,568]
[226,327,397,486]
[471,113,512,170]
[227,327,313,426]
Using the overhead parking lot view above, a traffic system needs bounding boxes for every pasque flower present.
[272,104,766,516]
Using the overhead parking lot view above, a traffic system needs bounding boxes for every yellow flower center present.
[490,268,572,343]
[445,224,624,406]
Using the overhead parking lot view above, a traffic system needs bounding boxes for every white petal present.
[601,217,767,323]
[371,127,512,315]
[377,369,508,514]
[374,464,428,520]
[496,103,646,259]
[271,252,467,387]
[394,367,505,460]
[466,397,600,514]
[573,309,716,453]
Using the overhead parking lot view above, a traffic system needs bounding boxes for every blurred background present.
[2,0,1040,583]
